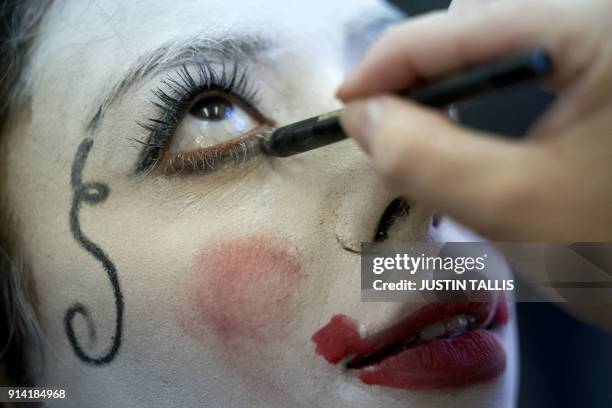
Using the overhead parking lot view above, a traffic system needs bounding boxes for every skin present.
[337,0,612,330]
[2,0,517,406]
[339,0,612,242]
[180,234,304,344]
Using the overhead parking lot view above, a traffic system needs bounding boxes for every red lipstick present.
[312,301,508,390]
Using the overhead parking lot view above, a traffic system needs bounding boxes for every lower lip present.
[357,329,506,389]
[312,303,507,390]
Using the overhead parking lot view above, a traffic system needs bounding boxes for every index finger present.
[336,0,575,100]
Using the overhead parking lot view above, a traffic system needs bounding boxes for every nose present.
[329,156,432,253]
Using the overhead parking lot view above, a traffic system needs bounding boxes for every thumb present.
[340,95,545,239]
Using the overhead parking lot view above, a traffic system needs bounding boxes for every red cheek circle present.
[181,234,304,345]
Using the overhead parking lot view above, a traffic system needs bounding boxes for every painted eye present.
[168,92,262,154]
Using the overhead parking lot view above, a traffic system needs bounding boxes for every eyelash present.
[134,61,262,175]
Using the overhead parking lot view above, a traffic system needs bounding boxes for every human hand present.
[338,0,612,241]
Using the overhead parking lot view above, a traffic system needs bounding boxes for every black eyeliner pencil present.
[261,48,552,157]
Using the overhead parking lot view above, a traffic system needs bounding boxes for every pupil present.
[190,96,233,121]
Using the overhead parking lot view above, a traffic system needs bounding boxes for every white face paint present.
[3,0,517,406]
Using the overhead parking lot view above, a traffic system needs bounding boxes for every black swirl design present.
[64,138,124,365]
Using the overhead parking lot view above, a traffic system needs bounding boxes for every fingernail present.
[339,98,382,154]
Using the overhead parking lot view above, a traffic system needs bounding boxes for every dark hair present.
[0,0,51,386]
[0,1,50,122]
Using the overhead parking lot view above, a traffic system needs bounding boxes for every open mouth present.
[312,301,508,390]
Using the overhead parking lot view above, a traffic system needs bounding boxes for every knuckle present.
[377,24,407,48]
[371,121,422,187]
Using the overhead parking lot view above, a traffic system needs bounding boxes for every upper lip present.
[313,301,496,368]
[348,301,495,369]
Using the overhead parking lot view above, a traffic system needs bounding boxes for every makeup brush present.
[261,48,552,157]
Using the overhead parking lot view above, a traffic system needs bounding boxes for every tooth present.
[357,323,367,338]
[444,315,468,333]
[419,315,470,341]
[419,321,447,341]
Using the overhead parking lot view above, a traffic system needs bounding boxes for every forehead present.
[33,0,401,122]
[43,0,397,54]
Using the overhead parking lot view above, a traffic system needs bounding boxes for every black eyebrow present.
[86,35,273,132]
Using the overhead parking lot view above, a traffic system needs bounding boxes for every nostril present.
[432,212,442,228]
[373,198,411,242]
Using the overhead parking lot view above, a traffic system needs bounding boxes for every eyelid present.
[167,92,270,159]
[133,61,262,175]
[158,92,274,175]
[158,124,274,176]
